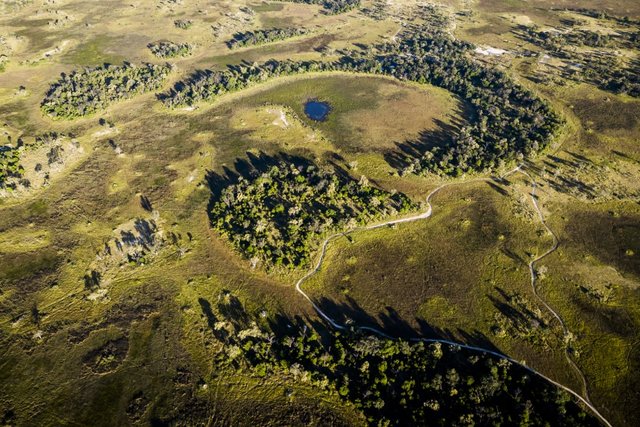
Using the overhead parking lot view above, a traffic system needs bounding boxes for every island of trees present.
[41,62,171,119]
[0,132,72,194]
[209,161,414,268]
[226,27,309,49]
[281,0,360,15]
[147,41,193,58]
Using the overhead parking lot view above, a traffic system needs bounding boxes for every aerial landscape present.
[0,0,639,425]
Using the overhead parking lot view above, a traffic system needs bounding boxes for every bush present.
[161,7,563,176]
[174,19,192,29]
[147,41,193,58]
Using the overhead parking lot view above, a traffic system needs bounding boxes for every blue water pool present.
[304,100,331,121]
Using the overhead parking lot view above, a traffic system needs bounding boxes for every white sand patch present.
[539,54,552,64]
[42,40,71,58]
[187,169,198,183]
[475,46,508,56]
[87,288,109,302]
[93,127,118,138]
[267,108,290,128]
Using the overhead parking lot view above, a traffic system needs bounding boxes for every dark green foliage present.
[207,296,602,426]
[161,11,562,176]
[41,63,171,119]
[147,41,193,58]
[556,7,640,28]
[226,27,309,49]
[572,55,639,97]
[518,26,637,50]
[366,22,562,175]
[0,146,23,190]
[280,0,360,15]
[159,59,329,108]
[209,161,414,268]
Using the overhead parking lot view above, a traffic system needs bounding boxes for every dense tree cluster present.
[209,162,414,268]
[368,25,562,175]
[159,59,329,107]
[41,63,171,118]
[280,0,360,14]
[524,27,610,49]
[147,41,193,58]
[519,25,640,51]
[162,14,562,175]
[226,27,309,49]
[205,295,601,426]
[0,145,22,190]
[571,54,640,97]
[518,26,640,97]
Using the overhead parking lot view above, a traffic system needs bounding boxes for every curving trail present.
[520,169,593,405]
[294,166,613,427]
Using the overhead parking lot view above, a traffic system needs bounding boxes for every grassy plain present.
[0,0,639,425]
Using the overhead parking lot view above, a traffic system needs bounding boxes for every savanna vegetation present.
[281,0,360,15]
[174,19,192,29]
[517,25,640,97]
[226,27,309,49]
[162,8,562,176]
[147,41,193,58]
[41,63,171,118]
[0,132,72,193]
[0,145,22,189]
[1,0,638,425]
[204,291,600,426]
[209,159,414,268]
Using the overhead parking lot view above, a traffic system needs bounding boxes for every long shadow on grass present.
[314,295,503,354]
[204,151,314,223]
[197,289,506,373]
[204,150,359,232]
[194,291,603,426]
[383,118,464,172]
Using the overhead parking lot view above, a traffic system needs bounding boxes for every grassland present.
[0,0,639,425]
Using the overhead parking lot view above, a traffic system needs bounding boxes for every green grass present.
[186,73,461,172]
[540,199,640,426]
[1,0,640,424]
[253,3,286,13]
[302,179,573,373]
[63,36,126,66]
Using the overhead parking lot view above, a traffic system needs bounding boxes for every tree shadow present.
[312,294,505,355]
[383,118,464,172]
[204,150,357,225]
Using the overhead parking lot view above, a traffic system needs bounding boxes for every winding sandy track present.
[294,166,613,427]
[520,169,593,405]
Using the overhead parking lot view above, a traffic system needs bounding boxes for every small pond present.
[304,100,331,121]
